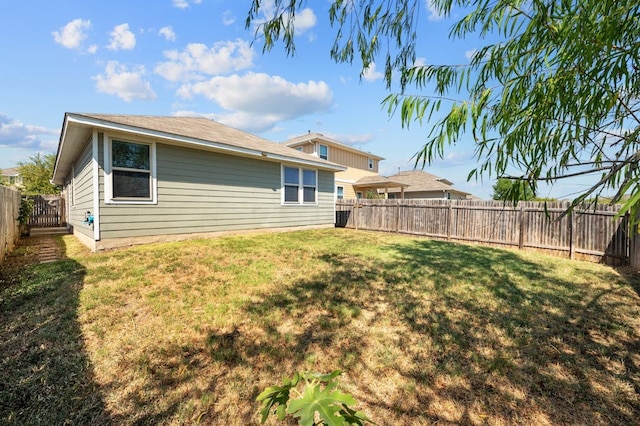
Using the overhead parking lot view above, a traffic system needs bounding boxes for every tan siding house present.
[283,133,384,199]
[52,113,345,250]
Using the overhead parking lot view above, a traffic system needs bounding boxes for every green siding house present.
[52,113,345,251]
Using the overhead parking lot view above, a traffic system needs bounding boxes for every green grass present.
[1,229,640,425]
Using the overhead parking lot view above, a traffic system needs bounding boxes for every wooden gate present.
[28,194,66,228]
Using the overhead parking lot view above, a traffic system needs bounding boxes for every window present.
[106,139,156,204]
[283,166,317,204]
[356,191,363,199]
[283,166,300,203]
[303,170,316,202]
[368,158,374,170]
[319,144,328,160]
[296,147,303,152]
[336,186,344,200]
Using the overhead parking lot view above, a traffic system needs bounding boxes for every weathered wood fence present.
[28,194,65,228]
[336,199,630,265]
[0,186,21,262]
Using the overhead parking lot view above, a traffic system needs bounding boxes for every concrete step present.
[30,227,71,236]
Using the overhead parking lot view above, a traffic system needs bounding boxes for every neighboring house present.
[0,167,23,188]
[283,133,405,199]
[384,170,472,200]
[52,113,345,251]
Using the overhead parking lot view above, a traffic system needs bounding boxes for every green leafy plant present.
[18,197,34,226]
[257,370,373,426]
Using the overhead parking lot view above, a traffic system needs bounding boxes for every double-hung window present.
[283,166,317,204]
[106,139,156,203]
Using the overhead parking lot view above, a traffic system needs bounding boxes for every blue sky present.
[0,1,597,199]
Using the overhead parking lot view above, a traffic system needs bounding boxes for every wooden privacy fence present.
[28,194,65,228]
[336,199,630,265]
[0,186,21,262]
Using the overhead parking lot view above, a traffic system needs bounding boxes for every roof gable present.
[282,132,385,161]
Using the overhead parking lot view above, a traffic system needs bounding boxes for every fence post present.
[518,203,525,250]
[630,214,640,270]
[354,202,359,230]
[569,209,575,260]
[447,201,453,240]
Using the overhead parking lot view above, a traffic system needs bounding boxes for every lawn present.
[1,228,639,425]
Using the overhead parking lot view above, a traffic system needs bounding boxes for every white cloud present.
[159,26,176,41]
[93,61,157,102]
[177,72,333,132]
[155,39,255,82]
[108,23,136,50]
[426,0,444,21]
[0,113,59,150]
[249,5,317,37]
[465,49,477,61]
[324,132,375,146]
[414,57,427,67]
[293,8,317,35]
[52,18,91,50]
[173,0,202,9]
[222,10,236,26]
[362,62,384,82]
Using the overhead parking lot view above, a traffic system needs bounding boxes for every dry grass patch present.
[2,229,640,425]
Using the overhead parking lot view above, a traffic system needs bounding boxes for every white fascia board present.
[66,114,345,172]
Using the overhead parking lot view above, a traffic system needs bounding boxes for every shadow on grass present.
[0,236,111,425]
[238,237,640,425]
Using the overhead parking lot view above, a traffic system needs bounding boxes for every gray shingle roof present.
[385,170,470,195]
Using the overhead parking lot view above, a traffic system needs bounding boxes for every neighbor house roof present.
[53,113,345,185]
[353,175,408,189]
[283,132,385,161]
[0,167,19,176]
[385,170,470,196]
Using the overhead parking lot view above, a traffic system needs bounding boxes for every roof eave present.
[52,114,345,184]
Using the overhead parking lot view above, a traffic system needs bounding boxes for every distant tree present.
[17,153,60,194]
[247,0,640,221]
[492,178,535,202]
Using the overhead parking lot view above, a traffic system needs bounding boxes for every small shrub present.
[257,370,373,425]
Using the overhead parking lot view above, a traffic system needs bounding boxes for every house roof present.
[282,132,385,161]
[0,167,19,176]
[53,113,345,185]
[384,170,471,195]
[353,175,408,189]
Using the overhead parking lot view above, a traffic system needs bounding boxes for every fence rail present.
[0,186,21,262]
[336,199,629,265]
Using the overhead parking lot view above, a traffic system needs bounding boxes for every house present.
[282,132,405,199]
[52,113,345,251]
[383,170,472,199]
[0,167,23,188]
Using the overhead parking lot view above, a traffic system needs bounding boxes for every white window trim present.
[104,136,157,205]
[368,158,374,170]
[281,165,318,206]
[336,185,344,200]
